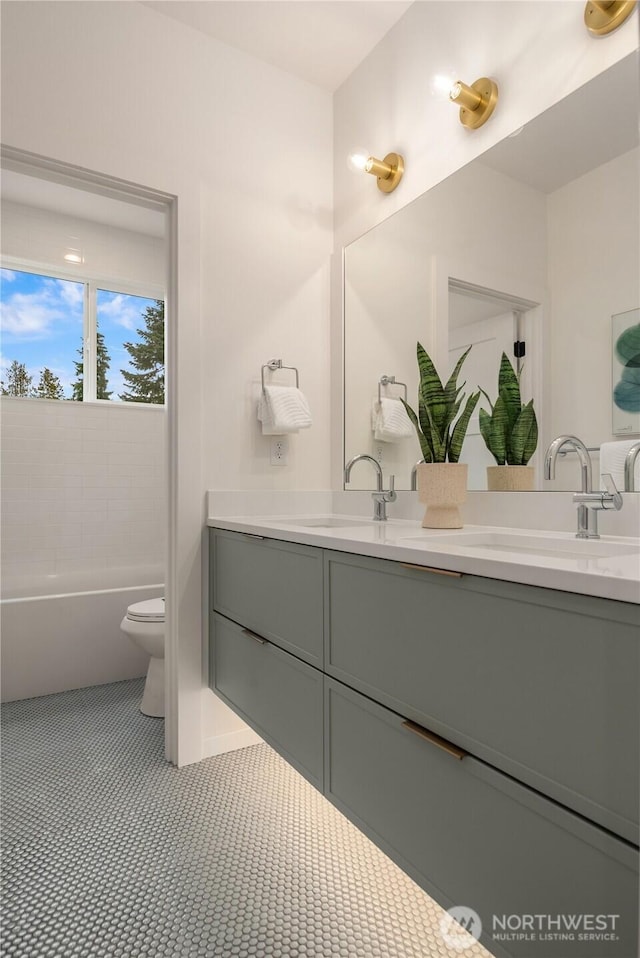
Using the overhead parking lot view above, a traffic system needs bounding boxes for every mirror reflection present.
[344,53,639,491]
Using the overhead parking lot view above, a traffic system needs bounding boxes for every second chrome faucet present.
[344,454,396,521]
[544,435,622,538]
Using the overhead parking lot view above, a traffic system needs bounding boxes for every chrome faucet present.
[624,441,640,492]
[410,459,426,491]
[544,435,622,538]
[344,454,396,521]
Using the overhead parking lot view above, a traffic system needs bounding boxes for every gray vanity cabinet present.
[325,678,639,958]
[211,529,324,665]
[209,527,639,958]
[211,613,324,789]
[324,550,640,844]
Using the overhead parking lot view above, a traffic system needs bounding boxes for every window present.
[0,266,164,404]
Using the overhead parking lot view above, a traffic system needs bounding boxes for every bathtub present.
[1,567,163,702]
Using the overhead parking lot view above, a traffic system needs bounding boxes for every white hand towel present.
[371,397,413,442]
[258,385,312,435]
[600,439,640,490]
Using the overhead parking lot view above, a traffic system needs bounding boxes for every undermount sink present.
[286,517,375,529]
[400,531,640,560]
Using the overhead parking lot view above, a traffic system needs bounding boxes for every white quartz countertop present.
[207,514,640,605]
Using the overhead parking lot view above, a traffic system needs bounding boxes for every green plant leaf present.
[449,390,480,463]
[510,400,538,465]
[417,342,447,442]
[401,398,433,462]
[489,394,508,464]
[478,387,494,411]
[424,400,447,461]
[443,346,472,436]
[478,407,494,458]
[497,353,521,431]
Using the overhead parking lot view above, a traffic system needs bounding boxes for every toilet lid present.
[126,598,165,623]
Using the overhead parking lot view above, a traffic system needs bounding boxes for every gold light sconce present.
[584,0,637,35]
[449,78,499,130]
[348,151,405,193]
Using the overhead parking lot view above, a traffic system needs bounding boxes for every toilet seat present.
[126,597,165,623]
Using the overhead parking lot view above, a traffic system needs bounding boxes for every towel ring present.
[261,359,300,392]
[378,375,408,403]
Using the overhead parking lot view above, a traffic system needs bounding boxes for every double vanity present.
[207,514,640,958]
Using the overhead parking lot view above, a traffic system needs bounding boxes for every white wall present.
[0,0,332,763]
[332,0,638,487]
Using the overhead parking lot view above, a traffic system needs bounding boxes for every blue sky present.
[0,268,157,399]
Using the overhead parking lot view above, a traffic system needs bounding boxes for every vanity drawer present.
[325,678,638,958]
[325,550,640,843]
[210,528,324,666]
[210,612,323,789]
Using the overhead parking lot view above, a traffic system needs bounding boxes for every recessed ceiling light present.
[64,252,83,264]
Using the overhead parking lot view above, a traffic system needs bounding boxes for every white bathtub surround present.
[0,398,166,581]
[1,569,163,702]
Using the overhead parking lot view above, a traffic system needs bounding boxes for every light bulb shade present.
[430,71,459,99]
[347,150,371,173]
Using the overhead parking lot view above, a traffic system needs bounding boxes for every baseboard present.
[202,727,263,759]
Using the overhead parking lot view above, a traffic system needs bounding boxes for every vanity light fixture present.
[584,0,637,35]
[348,150,405,193]
[449,78,499,130]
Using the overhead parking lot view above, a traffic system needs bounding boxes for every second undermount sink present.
[400,531,640,560]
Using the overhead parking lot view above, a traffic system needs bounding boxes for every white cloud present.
[1,269,17,283]
[53,279,84,308]
[98,292,146,332]
[0,282,83,339]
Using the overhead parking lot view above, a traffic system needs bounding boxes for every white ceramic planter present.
[417,462,468,528]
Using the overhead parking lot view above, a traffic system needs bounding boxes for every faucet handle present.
[601,473,623,511]
[389,474,395,493]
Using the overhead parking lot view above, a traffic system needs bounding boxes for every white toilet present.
[120,597,165,717]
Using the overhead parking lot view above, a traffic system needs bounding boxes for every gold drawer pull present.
[402,720,467,761]
[400,563,462,578]
[242,628,267,645]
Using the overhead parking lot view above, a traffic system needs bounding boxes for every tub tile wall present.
[1,398,165,583]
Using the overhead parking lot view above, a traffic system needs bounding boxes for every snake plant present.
[402,342,480,463]
[478,352,538,465]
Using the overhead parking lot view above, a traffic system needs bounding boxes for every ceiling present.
[140,1,413,92]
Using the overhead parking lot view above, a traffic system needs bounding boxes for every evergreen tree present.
[1,360,33,397]
[35,367,64,400]
[71,331,112,400]
[119,300,164,404]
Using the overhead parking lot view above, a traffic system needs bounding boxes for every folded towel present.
[371,397,413,442]
[258,385,312,435]
[600,439,640,490]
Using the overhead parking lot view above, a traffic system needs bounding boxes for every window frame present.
[0,256,166,406]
